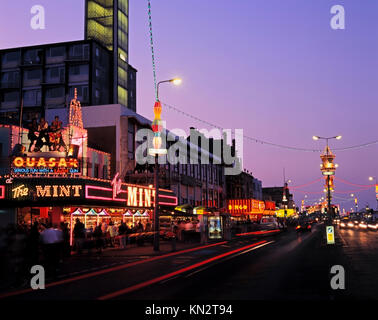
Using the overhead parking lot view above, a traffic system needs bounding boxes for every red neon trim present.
[0,241,227,299]
[85,185,125,202]
[236,229,280,236]
[98,240,267,300]
[0,186,5,199]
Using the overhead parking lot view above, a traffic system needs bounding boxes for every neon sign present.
[10,184,83,199]
[36,185,82,198]
[12,185,29,198]
[227,199,276,215]
[85,174,177,207]
[11,157,80,175]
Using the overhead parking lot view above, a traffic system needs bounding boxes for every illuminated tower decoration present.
[149,101,167,155]
[320,146,337,217]
[67,88,88,173]
[69,88,83,129]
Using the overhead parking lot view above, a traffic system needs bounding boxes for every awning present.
[174,204,193,214]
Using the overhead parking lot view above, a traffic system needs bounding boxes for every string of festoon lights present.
[147,0,158,100]
[162,101,378,153]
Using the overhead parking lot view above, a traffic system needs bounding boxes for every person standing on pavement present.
[118,222,127,249]
[107,222,117,247]
[93,223,103,253]
[40,223,63,279]
[73,218,85,254]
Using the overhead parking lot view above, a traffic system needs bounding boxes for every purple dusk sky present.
[1,0,378,211]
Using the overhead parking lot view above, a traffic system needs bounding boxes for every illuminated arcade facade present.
[0,93,177,230]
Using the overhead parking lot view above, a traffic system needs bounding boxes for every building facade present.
[262,184,295,210]
[226,170,263,200]
[85,0,131,109]
[0,40,137,125]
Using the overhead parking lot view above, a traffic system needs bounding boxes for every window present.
[2,51,20,64]
[2,91,19,102]
[69,44,89,59]
[102,165,108,179]
[24,69,42,80]
[95,68,100,78]
[45,67,65,82]
[118,86,127,105]
[1,71,19,86]
[47,46,65,57]
[23,90,41,106]
[46,87,64,99]
[118,10,128,32]
[118,66,127,88]
[69,64,89,76]
[96,48,100,57]
[118,29,128,51]
[69,86,88,102]
[118,0,128,14]
[24,49,42,64]
[128,119,135,159]
[94,164,99,178]
[95,89,100,98]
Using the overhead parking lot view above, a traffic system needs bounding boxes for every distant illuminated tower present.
[320,146,337,217]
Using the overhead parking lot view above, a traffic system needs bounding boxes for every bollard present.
[171,236,176,252]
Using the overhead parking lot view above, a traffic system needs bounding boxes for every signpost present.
[326,226,335,245]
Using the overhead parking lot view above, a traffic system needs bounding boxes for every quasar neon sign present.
[12,157,80,174]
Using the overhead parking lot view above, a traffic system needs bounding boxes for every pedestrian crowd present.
[0,221,70,288]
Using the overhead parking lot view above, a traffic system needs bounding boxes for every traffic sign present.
[326,226,335,244]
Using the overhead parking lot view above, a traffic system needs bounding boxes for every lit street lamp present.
[149,78,182,251]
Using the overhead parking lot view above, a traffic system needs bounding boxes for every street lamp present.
[313,135,342,222]
[149,78,182,252]
[156,78,182,101]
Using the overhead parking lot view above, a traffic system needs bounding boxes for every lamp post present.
[149,78,181,251]
[313,135,341,222]
[369,176,378,210]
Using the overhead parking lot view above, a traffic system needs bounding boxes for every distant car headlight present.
[340,222,346,227]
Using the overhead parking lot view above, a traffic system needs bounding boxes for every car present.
[296,221,312,233]
[339,219,349,228]
[358,220,368,230]
[260,216,279,230]
[346,220,355,228]
[367,221,378,231]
